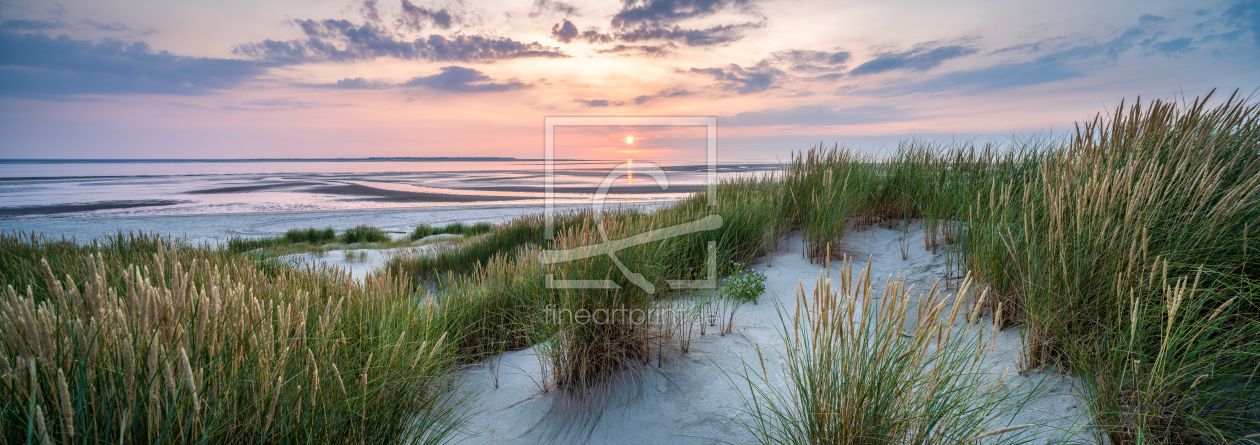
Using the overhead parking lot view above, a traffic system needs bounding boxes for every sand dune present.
[447,222,1094,444]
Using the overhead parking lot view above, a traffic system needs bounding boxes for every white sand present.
[449,221,1097,444]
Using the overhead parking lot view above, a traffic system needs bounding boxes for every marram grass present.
[727,255,1044,445]
[1,233,466,444]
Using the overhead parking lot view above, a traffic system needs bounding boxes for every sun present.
[624,136,634,144]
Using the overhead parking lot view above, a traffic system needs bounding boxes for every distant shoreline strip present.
[0,157,612,164]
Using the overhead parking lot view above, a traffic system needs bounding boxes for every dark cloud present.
[722,104,910,127]
[551,19,579,43]
[530,0,581,18]
[0,19,64,32]
[0,32,268,99]
[610,0,754,28]
[551,19,754,46]
[615,22,759,46]
[80,18,128,32]
[634,95,651,104]
[399,0,455,30]
[401,66,528,92]
[849,44,976,75]
[574,99,609,107]
[549,0,764,49]
[234,20,567,63]
[691,62,782,94]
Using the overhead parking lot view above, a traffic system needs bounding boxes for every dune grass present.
[288,227,338,244]
[400,184,787,400]
[225,225,393,255]
[339,225,391,243]
[729,258,1041,445]
[409,222,494,240]
[755,91,1260,443]
[1,232,467,444]
[987,93,1260,443]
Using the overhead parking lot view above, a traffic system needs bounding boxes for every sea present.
[0,158,777,245]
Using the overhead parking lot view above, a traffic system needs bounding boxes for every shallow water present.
[0,159,775,243]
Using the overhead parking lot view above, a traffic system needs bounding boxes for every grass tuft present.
[340,225,390,243]
[729,258,1040,444]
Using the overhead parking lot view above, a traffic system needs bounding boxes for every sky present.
[0,0,1257,160]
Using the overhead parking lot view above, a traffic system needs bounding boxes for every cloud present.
[551,19,758,46]
[0,19,64,32]
[859,13,1220,96]
[360,0,382,22]
[990,41,1054,55]
[615,22,760,46]
[610,0,755,28]
[722,104,910,127]
[849,44,976,75]
[400,66,528,92]
[296,67,530,93]
[529,0,580,18]
[1150,37,1193,55]
[551,19,579,43]
[399,0,455,30]
[549,0,765,48]
[0,33,268,99]
[892,59,1080,94]
[236,10,565,64]
[235,20,567,63]
[768,49,851,72]
[595,43,676,56]
[80,19,128,32]
[632,89,691,104]
[1223,0,1260,44]
[299,77,393,89]
[691,62,783,94]
[575,99,610,107]
[1139,14,1166,25]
